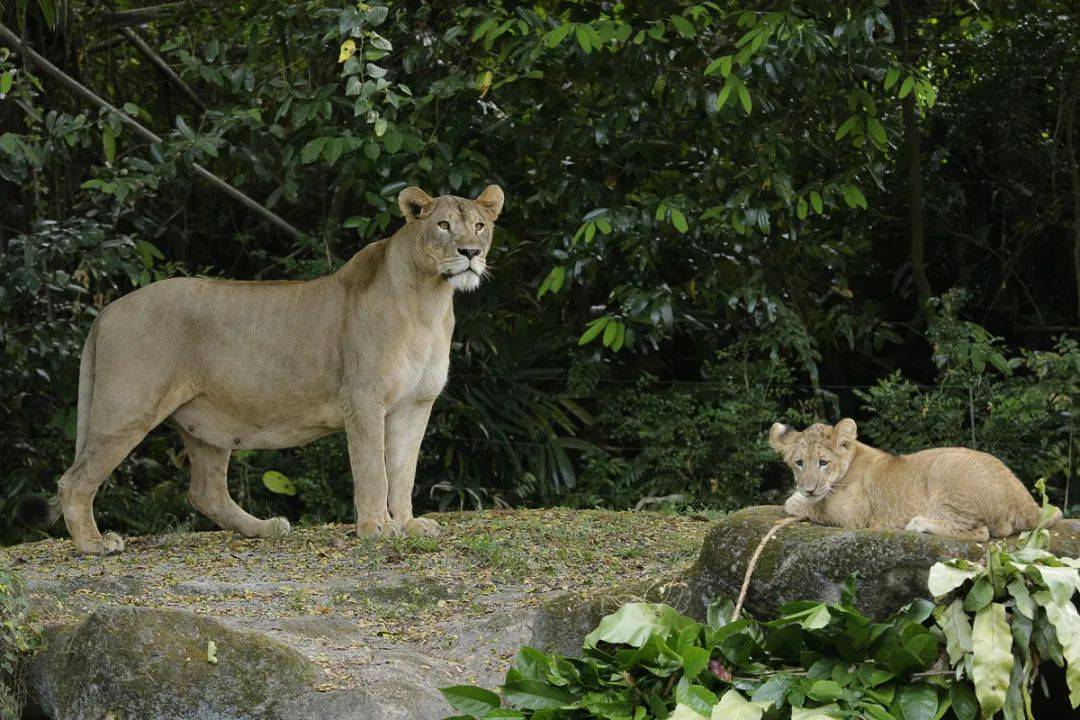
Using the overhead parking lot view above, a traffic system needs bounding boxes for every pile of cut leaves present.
[442,500,1078,719]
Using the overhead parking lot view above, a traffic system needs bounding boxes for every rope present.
[732,516,803,621]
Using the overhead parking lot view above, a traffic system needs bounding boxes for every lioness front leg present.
[343,394,401,538]
[386,400,440,538]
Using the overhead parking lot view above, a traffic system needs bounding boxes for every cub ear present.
[833,418,858,449]
[398,186,434,221]
[768,422,796,453]
[475,184,504,220]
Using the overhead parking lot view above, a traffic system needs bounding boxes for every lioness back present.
[770,419,1060,541]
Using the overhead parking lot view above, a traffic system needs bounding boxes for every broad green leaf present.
[934,598,973,664]
[670,208,689,233]
[797,197,808,220]
[899,76,915,98]
[578,316,609,346]
[963,576,993,613]
[712,689,771,720]
[928,562,977,597]
[262,470,296,496]
[807,680,843,702]
[1033,565,1079,605]
[835,115,859,140]
[681,646,710,680]
[737,83,752,114]
[440,685,501,716]
[971,602,1012,716]
[584,603,695,648]
[884,68,900,89]
[501,679,573,710]
[866,117,887,145]
[810,190,823,214]
[950,683,978,720]
[0,71,12,96]
[602,319,619,347]
[899,682,938,720]
[1035,590,1080,706]
[102,125,116,163]
[670,15,696,38]
[1007,578,1035,618]
[669,704,707,720]
[300,137,327,164]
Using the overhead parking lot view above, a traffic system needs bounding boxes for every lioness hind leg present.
[59,431,146,555]
[181,431,291,539]
[905,515,990,542]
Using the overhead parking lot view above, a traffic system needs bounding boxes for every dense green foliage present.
[1,1,1079,542]
[439,511,1080,719]
[0,562,40,719]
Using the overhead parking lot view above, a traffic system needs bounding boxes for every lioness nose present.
[457,247,481,259]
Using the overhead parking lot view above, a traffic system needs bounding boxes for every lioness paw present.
[75,531,125,555]
[264,517,292,539]
[356,517,403,538]
[405,517,441,538]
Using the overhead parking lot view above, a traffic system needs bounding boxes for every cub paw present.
[75,531,125,555]
[904,517,931,534]
[356,517,403,538]
[784,493,811,518]
[405,517,441,538]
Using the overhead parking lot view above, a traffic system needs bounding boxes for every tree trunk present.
[892,0,932,317]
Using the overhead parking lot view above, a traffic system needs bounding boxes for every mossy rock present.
[533,506,1080,653]
[28,606,320,720]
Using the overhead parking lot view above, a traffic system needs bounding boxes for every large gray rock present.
[533,506,1080,655]
[4,510,706,719]
[28,606,319,720]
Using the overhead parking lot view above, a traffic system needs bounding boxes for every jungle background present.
[1,0,1079,544]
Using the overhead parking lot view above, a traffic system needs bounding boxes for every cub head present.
[769,418,858,502]
[397,184,504,292]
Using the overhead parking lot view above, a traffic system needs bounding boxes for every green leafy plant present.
[0,562,41,720]
[440,499,1080,719]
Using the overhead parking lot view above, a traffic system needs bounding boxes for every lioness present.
[769,419,1061,541]
[50,184,503,554]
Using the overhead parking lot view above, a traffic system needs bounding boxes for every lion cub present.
[769,419,1060,541]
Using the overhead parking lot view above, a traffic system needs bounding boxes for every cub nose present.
[457,247,481,259]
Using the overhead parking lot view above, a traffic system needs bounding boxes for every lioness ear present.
[769,422,796,453]
[398,187,434,221]
[833,418,858,449]
[475,184,504,220]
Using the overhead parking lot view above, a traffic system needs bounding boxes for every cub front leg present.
[342,394,401,538]
[784,491,813,519]
[385,400,440,538]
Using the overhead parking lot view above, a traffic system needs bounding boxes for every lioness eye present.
[475,222,485,232]
[437,221,450,230]
[794,460,803,469]
[819,459,829,468]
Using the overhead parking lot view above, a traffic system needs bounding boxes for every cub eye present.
[437,221,450,230]
[794,460,803,469]
[475,222,485,232]
[819,459,829,468]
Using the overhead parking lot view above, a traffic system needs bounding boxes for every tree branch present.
[0,22,305,241]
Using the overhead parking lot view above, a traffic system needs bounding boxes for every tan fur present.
[769,419,1061,541]
[57,185,504,554]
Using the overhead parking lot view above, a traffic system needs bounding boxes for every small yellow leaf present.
[477,70,493,98]
[207,639,218,665]
[338,40,357,64]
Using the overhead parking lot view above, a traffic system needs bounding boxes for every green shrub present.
[0,563,41,720]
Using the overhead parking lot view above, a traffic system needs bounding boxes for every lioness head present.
[397,184,504,292]
[769,419,858,502]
